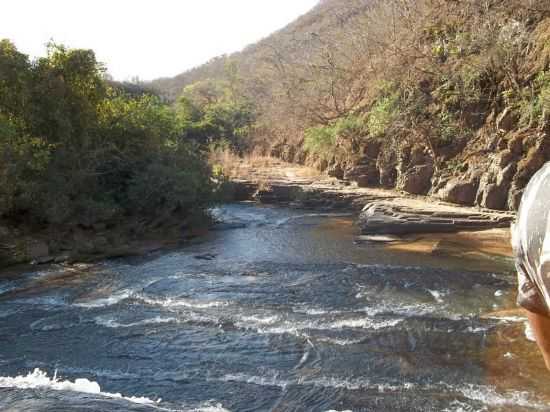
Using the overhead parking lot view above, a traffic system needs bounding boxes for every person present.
[513,161,550,369]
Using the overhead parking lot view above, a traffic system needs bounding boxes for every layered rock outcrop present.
[358,201,513,235]
[292,126,550,212]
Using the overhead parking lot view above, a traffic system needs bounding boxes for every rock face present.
[358,201,513,235]
[229,181,258,201]
[435,175,480,206]
[496,107,518,133]
[396,164,434,195]
[327,163,344,179]
[477,163,516,210]
[344,164,379,187]
[266,112,549,212]
[393,144,435,195]
[378,154,397,188]
[472,132,549,211]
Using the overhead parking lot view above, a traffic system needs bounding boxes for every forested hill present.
[150,0,550,213]
[149,0,372,101]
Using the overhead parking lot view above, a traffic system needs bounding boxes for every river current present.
[0,203,548,411]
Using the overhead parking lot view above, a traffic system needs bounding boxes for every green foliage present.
[515,71,550,128]
[304,124,337,159]
[0,114,53,215]
[367,86,400,138]
[126,144,213,216]
[436,110,461,146]
[176,79,255,151]
[0,41,214,226]
[425,23,473,62]
[0,39,31,117]
[304,114,367,159]
[434,66,484,112]
[539,76,550,116]
[333,115,367,138]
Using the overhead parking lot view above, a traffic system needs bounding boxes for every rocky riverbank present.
[1,157,518,269]
[269,129,549,213]
[0,215,211,269]
[225,157,516,260]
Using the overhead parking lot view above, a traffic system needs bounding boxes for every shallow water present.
[0,203,547,411]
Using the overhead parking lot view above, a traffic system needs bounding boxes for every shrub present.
[176,79,255,151]
[517,71,550,128]
[367,92,400,138]
[304,114,367,160]
[304,124,337,159]
[0,41,215,226]
[126,144,213,217]
[436,110,461,146]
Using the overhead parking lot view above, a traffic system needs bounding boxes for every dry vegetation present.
[151,0,550,210]
[209,145,320,185]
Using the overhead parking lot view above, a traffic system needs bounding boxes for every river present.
[0,203,548,411]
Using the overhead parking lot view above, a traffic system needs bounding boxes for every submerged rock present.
[194,253,217,261]
[355,234,403,243]
[212,222,247,231]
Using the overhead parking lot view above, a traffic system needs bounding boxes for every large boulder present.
[396,164,434,195]
[379,166,397,188]
[377,151,397,188]
[507,182,525,211]
[436,175,480,205]
[395,144,433,192]
[477,162,516,210]
[344,164,379,187]
[508,133,524,155]
[514,136,550,187]
[327,163,344,179]
[363,141,382,159]
[480,183,507,210]
[505,132,549,210]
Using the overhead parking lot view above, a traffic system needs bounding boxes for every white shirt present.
[514,162,550,315]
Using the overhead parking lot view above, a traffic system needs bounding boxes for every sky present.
[0,0,319,81]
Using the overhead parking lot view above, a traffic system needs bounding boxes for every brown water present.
[0,203,547,412]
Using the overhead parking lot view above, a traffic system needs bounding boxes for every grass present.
[209,145,320,184]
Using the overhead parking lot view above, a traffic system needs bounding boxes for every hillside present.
[150,0,550,212]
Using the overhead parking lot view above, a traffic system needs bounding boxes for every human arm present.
[526,310,550,370]
[516,258,550,369]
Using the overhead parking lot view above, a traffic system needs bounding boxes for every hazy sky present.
[1,0,318,81]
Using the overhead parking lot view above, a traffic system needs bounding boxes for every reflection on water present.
[0,203,546,411]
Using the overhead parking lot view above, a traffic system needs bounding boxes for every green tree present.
[0,41,215,228]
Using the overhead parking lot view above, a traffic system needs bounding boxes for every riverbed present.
[0,203,547,411]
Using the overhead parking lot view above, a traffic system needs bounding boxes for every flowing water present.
[0,203,548,412]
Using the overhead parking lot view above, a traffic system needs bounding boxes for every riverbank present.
[225,156,516,261]
[1,156,517,269]
[0,214,211,269]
